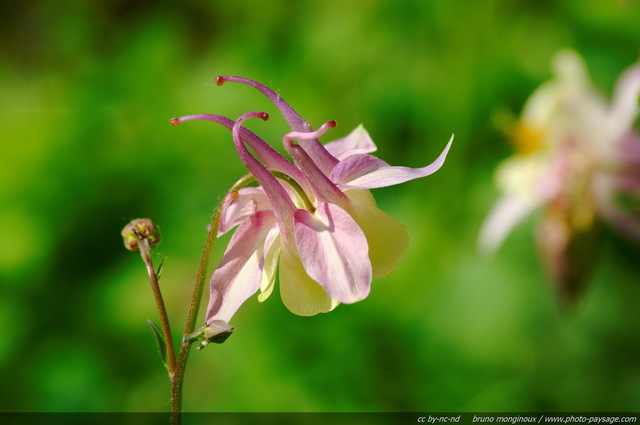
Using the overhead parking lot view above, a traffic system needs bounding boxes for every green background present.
[1,0,640,413]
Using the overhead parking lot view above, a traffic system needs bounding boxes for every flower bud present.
[121,218,162,251]
[200,320,235,348]
[184,320,235,350]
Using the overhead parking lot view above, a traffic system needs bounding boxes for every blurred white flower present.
[480,49,640,301]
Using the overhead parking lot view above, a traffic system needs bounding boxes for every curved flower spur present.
[172,77,453,346]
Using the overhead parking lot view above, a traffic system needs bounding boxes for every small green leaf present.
[155,256,168,279]
[146,319,168,368]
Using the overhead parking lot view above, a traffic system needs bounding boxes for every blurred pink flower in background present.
[480,49,640,303]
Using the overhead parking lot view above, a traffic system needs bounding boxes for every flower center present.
[510,121,545,156]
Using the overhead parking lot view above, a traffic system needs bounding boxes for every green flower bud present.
[185,320,235,350]
[121,218,162,251]
[203,320,235,345]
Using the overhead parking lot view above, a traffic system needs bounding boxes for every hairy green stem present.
[168,169,311,424]
[132,231,180,424]
[135,234,178,376]
[170,172,258,425]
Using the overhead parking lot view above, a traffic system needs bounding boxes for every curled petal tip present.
[235,111,270,126]
[215,76,226,86]
[284,120,337,145]
[316,120,337,133]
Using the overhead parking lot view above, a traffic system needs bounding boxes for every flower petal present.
[284,131,349,208]
[218,187,270,235]
[217,76,339,175]
[172,113,305,183]
[279,245,339,316]
[293,203,371,304]
[323,125,377,160]
[478,194,539,253]
[345,189,409,278]
[258,229,281,302]
[232,112,298,242]
[216,76,311,132]
[205,210,277,323]
[330,135,453,189]
[593,173,640,241]
[608,61,640,140]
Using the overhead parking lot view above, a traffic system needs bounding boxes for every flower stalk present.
[135,235,177,377]
[122,220,177,375]
[170,181,234,424]
[123,172,280,424]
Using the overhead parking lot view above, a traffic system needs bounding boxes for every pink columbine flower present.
[173,77,452,324]
[479,50,640,301]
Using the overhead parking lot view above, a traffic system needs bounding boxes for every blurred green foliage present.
[1,0,640,413]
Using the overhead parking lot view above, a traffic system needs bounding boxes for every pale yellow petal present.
[279,245,339,316]
[495,155,548,199]
[258,231,281,302]
[345,189,409,278]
